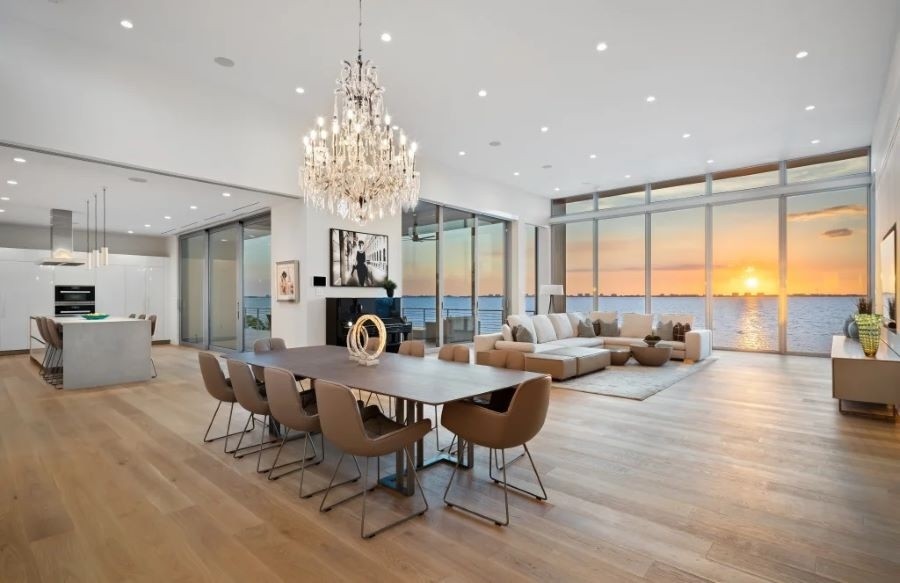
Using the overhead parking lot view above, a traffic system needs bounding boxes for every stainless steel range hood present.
[38,209,85,266]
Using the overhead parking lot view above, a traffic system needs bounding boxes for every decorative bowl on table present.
[81,313,110,320]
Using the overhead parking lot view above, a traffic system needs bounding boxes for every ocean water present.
[402,295,858,354]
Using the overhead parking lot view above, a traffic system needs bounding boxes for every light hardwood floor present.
[1,346,898,582]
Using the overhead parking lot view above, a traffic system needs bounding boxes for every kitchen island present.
[30,316,152,389]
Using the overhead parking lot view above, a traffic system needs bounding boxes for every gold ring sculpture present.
[347,314,386,366]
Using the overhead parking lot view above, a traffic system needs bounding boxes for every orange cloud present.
[787,204,866,222]
[822,228,853,238]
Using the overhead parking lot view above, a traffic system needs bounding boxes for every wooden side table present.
[630,343,672,366]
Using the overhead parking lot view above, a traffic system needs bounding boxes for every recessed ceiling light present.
[380,32,392,42]
[706,159,715,164]
[295,87,305,94]
[164,215,172,220]
[554,187,560,192]
[6,180,17,185]
[221,239,228,243]
[646,95,656,103]
[796,50,809,59]
[540,126,549,133]
[214,56,235,68]
[595,41,608,52]
[805,104,815,111]
[0,209,5,213]
[541,164,552,169]
[458,151,466,156]
[488,140,501,147]
[127,230,134,234]
[12,157,26,163]
[513,171,520,176]
[477,89,487,97]
[189,205,198,210]
[810,139,821,144]
[144,224,151,228]
[682,133,691,139]
[391,124,398,130]
[0,196,9,201]
[589,154,597,159]
[120,19,133,29]
[128,176,147,183]
[624,174,631,179]
[222,192,231,197]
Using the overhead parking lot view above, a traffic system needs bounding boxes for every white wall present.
[872,24,900,354]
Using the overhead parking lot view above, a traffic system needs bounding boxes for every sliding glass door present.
[209,224,241,351]
[180,232,207,346]
[401,202,510,346]
[178,213,270,352]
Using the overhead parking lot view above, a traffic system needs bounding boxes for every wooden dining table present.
[225,345,545,495]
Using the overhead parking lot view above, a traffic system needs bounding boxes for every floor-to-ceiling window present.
[551,148,870,355]
[712,199,780,351]
[525,225,538,314]
[400,202,510,346]
[401,201,439,345]
[178,212,270,352]
[786,188,868,353]
[651,207,706,327]
[242,215,271,349]
[598,214,645,314]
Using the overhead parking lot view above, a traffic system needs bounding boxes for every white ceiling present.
[1,0,898,204]
[0,145,281,235]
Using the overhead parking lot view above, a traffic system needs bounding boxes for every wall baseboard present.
[0,349,30,356]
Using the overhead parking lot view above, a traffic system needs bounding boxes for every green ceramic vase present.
[854,314,882,357]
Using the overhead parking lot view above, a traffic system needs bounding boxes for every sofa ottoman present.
[524,347,611,380]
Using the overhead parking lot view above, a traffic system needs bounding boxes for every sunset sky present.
[403,188,867,299]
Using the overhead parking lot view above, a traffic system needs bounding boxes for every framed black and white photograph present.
[330,228,389,287]
[275,260,299,301]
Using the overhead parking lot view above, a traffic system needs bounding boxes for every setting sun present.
[745,276,759,290]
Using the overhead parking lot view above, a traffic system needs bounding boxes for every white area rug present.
[553,358,717,401]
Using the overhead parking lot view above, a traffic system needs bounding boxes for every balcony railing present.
[401,307,506,336]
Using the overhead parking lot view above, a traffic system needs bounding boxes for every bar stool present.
[45,320,64,388]
[197,352,252,453]
[35,317,56,383]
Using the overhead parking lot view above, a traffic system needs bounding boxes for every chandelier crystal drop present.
[300,0,420,225]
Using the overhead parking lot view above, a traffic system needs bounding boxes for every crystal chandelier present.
[300,0,420,225]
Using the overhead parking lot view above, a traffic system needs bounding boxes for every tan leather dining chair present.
[438,344,471,363]
[264,367,362,494]
[441,375,551,526]
[227,359,283,471]
[198,352,251,453]
[252,337,288,385]
[398,339,426,357]
[315,380,431,539]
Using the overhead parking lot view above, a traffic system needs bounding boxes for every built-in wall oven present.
[54,285,95,316]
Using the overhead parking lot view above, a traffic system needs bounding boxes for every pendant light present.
[86,198,94,270]
[100,187,109,266]
[92,193,100,268]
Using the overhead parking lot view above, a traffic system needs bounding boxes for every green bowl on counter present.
[81,313,110,320]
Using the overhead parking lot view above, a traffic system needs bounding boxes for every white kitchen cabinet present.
[124,266,147,318]
[146,266,167,340]
[51,265,96,286]
[0,262,54,350]
[94,264,126,317]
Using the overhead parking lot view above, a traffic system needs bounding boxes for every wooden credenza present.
[831,333,900,419]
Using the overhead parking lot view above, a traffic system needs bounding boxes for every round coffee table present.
[607,347,632,365]
[630,343,672,366]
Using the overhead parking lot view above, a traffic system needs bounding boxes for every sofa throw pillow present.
[513,324,535,343]
[501,323,513,342]
[577,318,597,337]
[599,320,619,337]
[673,322,692,342]
[507,315,536,342]
[621,313,653,338]
[548,313,575,339]
[657,320,675,341]
[531,315,558,343]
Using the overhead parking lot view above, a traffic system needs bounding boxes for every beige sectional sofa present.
[474,311,712,363]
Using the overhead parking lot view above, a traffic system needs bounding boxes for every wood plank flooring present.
[0,346,898,582]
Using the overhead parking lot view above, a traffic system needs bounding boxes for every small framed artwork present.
[275,260,300,302]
